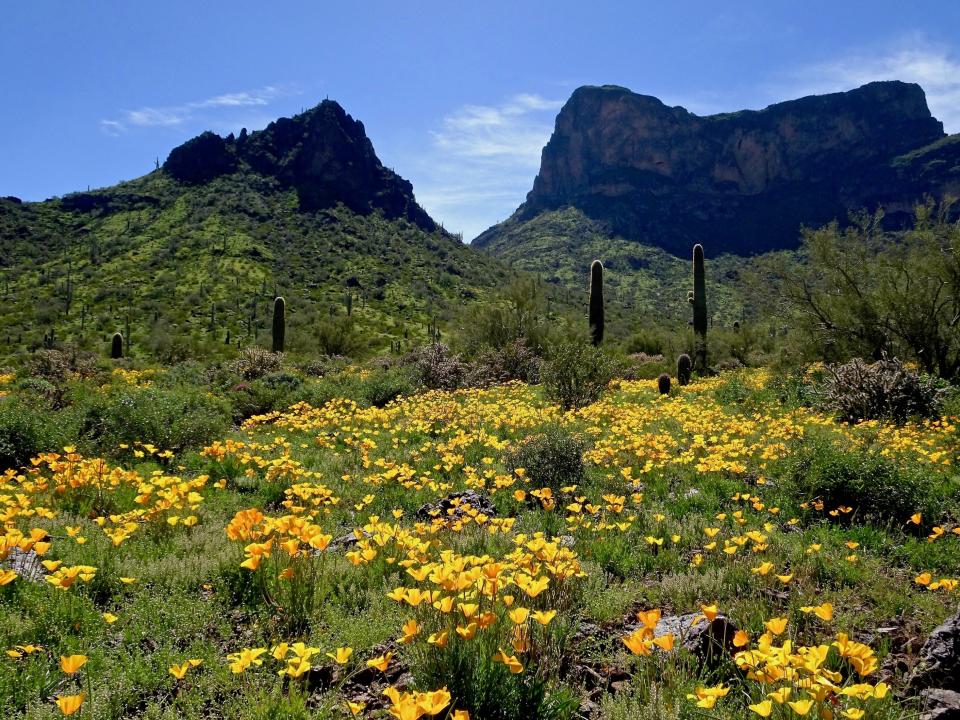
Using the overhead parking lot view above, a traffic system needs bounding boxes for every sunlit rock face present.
[476,81,960,255]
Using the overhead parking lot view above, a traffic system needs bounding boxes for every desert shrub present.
[620,353,667,381]
[145,321,195,364]
[504,424,587,495]
[229,347,284,380]
[780,437,935,524]
[411,344,467,391]
[458,276,555,354]
[316,316,363,357]
[76,385,231,457]
[763,369,820,409]
[0,398,74,470]
[157,360,207,388]
[821,356,946,424]
[466,339,544,387]
[943,386,960,419]
[14,377,61,405]
[261,371,302,392]
[356,366,419,407]
[294,366,419,410]
[24,347,100,383]
[624,329,666,356]
[300,355,349,377]
[542,342,616,410]
[225,374,302,422]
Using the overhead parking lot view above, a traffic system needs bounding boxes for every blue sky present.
[3,1,960,240]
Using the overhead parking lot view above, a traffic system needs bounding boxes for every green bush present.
[624,329,666,356]
[357,366,419,407]
[317,316,363,356]
[542,342,616,410]
[296,366,419,409]
[780,437,936,524]
[76,385,231,457]
[0,398,74,470]
[504,424,587,495]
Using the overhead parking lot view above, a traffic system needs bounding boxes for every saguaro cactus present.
[692,244,708,370]
[588,260,604,346]
[272,296,286,353]
[677,353,692,386]
[111,332,123,359]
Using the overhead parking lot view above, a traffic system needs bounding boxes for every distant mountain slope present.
[477,206,749,328]
[475,81,960,256]
[0,101,509,360]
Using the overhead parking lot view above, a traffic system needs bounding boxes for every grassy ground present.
[1,368,958,719]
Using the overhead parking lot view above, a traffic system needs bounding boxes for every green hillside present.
[473,206,753,330]
[0,170,510,362]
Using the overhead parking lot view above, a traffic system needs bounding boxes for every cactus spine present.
[588,260,604,346]
[111,332,123,359]
[692,244,707,371]
[272,296,285,353]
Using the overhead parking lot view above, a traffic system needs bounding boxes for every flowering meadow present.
[1,368,958,719]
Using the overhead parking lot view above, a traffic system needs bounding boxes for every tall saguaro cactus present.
[272,296,286,353]
[111,332,124,359]
[691,244,708,370]
[588,260,604,346]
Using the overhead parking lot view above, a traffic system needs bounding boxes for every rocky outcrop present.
[162,100,436,231]
[909,608,960,692]
[475,81,960,255]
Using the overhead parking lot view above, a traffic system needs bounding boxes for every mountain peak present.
[475,81,954,255]
[163,99,436,231]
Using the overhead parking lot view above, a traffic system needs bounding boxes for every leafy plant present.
[504,424,587,495]
[542,342,616,410]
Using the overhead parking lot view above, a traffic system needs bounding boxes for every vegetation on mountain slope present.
[0,171,510,363]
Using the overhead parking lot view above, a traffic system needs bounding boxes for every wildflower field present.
[1,368,958,720]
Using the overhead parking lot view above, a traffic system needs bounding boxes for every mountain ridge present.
[474,80,960,256]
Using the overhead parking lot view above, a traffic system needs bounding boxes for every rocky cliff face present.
[163,100,436,231]
[475,81,960,255]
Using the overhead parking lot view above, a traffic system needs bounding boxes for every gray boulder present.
[909,609,960,691]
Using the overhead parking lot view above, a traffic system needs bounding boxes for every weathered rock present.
[163,131,237,184]
[4,547,45,583]
[474,81,960,255]
[416,490,497,523]
[162,100,437,230]
[648,613,740,664]
[921,689,960,720]
[329,529,371,551]
[909,609,960,691]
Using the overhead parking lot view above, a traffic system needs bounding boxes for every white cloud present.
[101,84,296,135]
[407,93,563,240]
[773,40,960,132]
